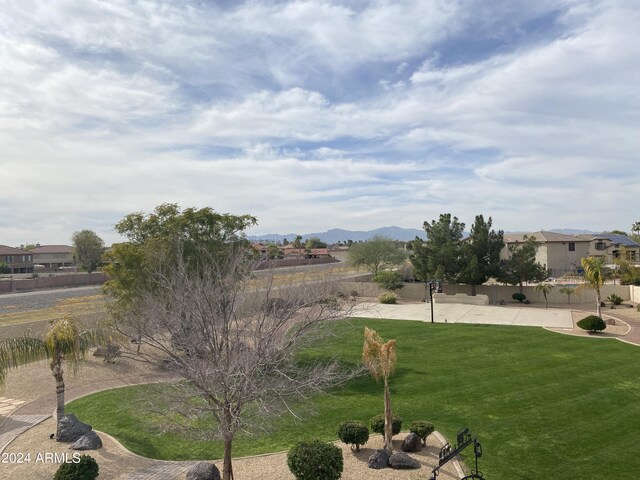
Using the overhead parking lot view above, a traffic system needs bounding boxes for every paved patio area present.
[351,302,574,328]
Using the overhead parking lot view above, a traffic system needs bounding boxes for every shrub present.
[607,293,623,306]
[373,271,404,291]
[379,292,397,304]
[370,413,402,439]
[512,293,526,303]
[350,290,359,298]
[577,315,607,333]
[337,420,369,452]
[287,439,343,480]
[54,454,99,480]
[409,420,435,446]
[93,343,122,363]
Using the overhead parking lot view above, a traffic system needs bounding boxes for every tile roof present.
[0,245,32,255]
[503,231,590,243]
[30,245,75,254]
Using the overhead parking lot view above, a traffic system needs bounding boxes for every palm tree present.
[0,316,100,439]
[580,256,607,317]
[535,283,553,309]
[559,286,576,304]
[632,221,640,237]
[362,327,397,455]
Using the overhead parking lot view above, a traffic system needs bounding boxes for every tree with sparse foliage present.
[348,236,406,275]
[614,247,640,285]
[410,214,465,284]
[104,204,358,480]
[72,230,104,273]
[0,317,104,439]
[362,327,397,455]
[498,236,547,292]
[580,256,607,317]
[458,215,504,295]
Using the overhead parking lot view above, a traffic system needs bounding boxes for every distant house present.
[577,233,640,265]
[30,245,76,270]
[250,243,269,260]
[502,231,591,277]
[0,245,34,274]
[282,246,332,259]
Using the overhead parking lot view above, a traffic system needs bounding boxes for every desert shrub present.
[379,292,397,304]
[93,343,122,363]
[54,454,99,480]
[512,293,526,303]
[287,439,343,480]
[577,315,607,333]
[350,290,359,298]
[373,271,404,291]
[337,420,369,452]
[409,420,435,446]
[607,293,623,306]
[370,414,402,438]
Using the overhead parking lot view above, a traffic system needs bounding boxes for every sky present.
[1,0,639,246]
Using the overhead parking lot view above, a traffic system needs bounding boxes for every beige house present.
[0,245,34,273]
[577,233,640,265]
[30,245,76,270]
[502,231,591,278]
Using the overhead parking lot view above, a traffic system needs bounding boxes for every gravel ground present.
[0,286,103,314]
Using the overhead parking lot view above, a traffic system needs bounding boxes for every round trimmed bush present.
[337,420,369,452]
[577,315,607,333]
[370,413,402,439]
[379,292,397,304]
[409,420,435,446]
[512,292,526,303]
[287,439,343,480]
[54,454,99,480]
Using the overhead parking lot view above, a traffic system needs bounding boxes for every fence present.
[0,273,107,294]
[337,281,636,306]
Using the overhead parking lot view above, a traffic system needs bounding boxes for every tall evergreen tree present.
[410,213,465,283]
[458,215,504,295]
[498,235,547,292]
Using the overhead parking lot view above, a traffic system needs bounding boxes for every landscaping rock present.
[389,452,421,469]
[186,462,221,480]
[401,433,422,452]
[605,318,616,325]
[70,431,102,450]
[367,449,390,469]
[56,414,92,442]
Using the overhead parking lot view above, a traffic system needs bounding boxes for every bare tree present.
[110,244,359,480]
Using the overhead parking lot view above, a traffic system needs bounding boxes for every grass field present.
[67,318,640,479]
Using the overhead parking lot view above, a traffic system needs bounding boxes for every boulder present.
[367,449,390,469]
[401,433,422,452]
[56,414,92,443]
[70,431,102,450]
[186,462,221,480]
[389,452,421,470]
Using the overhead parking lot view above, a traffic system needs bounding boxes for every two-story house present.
[0,245,35,274]
[577,233,640,265]
[502,231,591,277]
[30,245,76,270]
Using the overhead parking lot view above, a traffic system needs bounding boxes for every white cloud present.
[1,0,639,246]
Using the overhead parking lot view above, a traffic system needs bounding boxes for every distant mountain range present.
[248,227,601,244]
[248,226,427,244]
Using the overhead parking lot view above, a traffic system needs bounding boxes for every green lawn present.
[67,318,640,479]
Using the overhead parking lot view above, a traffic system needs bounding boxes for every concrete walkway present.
[351,302,574,328]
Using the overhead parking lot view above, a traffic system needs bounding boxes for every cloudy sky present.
[1,0,639,246]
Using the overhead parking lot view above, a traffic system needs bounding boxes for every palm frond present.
[0,336,48,386]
